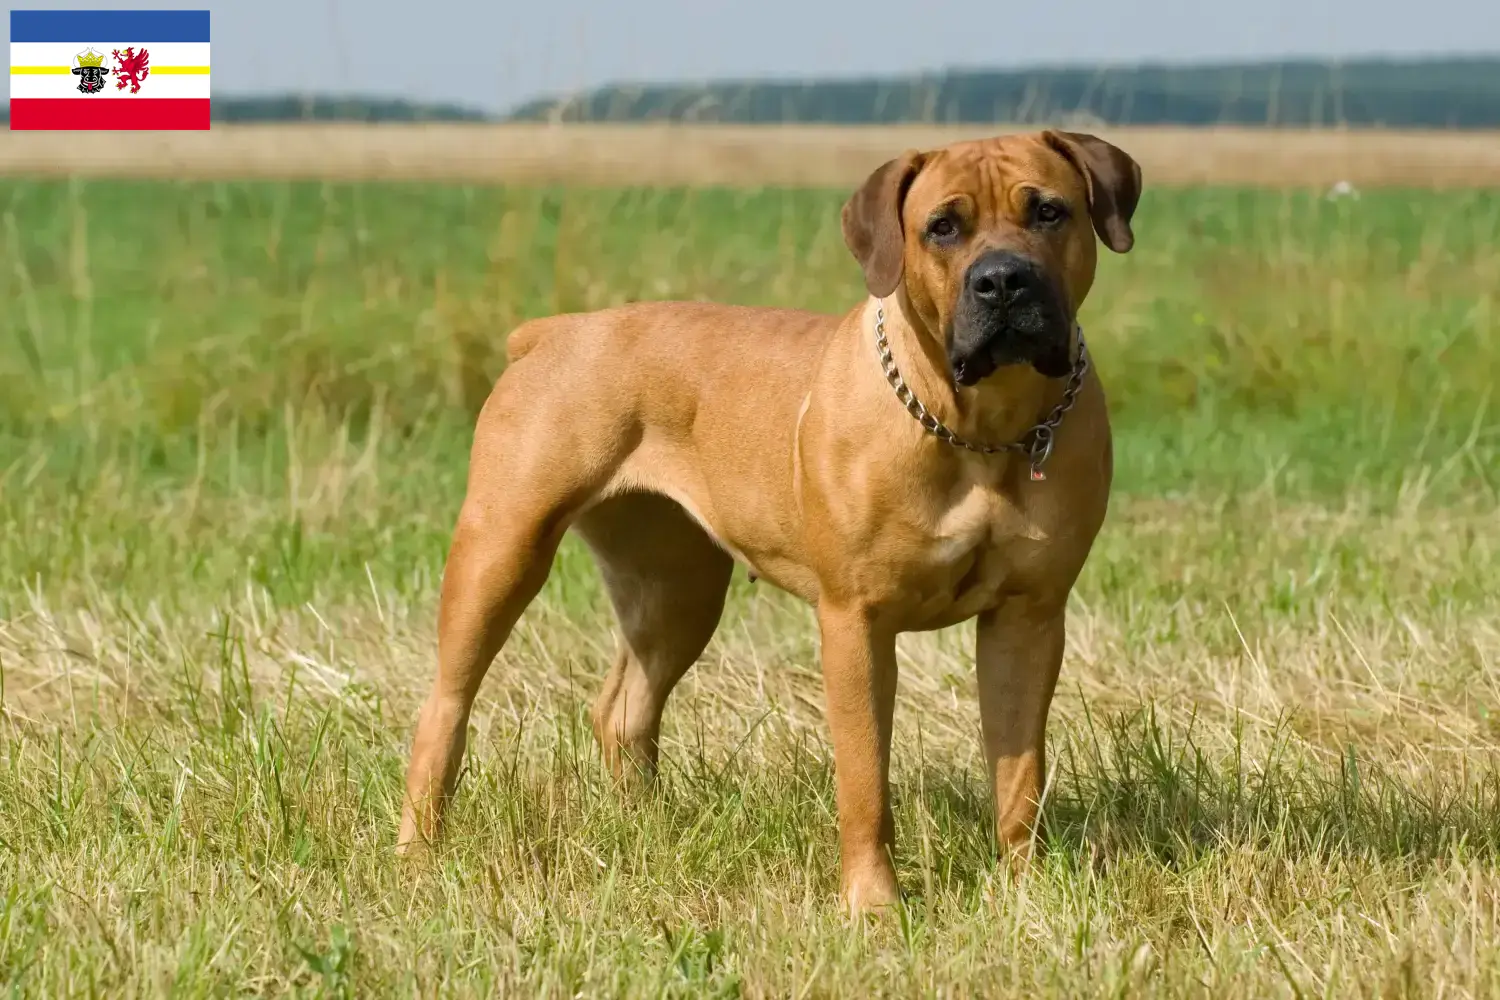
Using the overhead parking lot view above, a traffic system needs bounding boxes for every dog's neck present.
[867,296,1074,454]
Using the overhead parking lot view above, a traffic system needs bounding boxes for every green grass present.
[1,177,1498,997]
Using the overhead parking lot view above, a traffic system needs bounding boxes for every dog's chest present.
[891,483,1045,627]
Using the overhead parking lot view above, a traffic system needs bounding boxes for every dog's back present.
[506,300,835,368]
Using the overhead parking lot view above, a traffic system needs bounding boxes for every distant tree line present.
[210,95,490,122]
[3,58,1496,127]
[507,57,1500,129]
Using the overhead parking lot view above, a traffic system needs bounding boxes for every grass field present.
[1,170,1498,996]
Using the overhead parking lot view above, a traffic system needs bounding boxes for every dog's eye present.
[1035,202,1066,226]
[926,215,959,241]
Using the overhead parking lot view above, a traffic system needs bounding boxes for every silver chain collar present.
[873,302,1089,482]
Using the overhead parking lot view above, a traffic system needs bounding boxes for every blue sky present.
[7,0,1498,113]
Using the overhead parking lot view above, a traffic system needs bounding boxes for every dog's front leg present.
[817,605,901,912]
[975,599,1066,871]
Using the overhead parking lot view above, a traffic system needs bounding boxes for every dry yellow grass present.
[2,122,1498,188]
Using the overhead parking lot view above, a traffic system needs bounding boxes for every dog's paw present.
[842,868,902,916]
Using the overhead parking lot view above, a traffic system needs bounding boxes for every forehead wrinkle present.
[986,157,1009,214]
[911,148,976,213]
[984,151,1029,218]
[910,139,1063,220]
[1024,143,1088,203]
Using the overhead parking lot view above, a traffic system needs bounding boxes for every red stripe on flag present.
[10,99,211,131]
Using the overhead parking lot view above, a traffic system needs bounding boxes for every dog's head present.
[841,131,1141,385]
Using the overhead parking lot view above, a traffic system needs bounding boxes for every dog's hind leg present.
[573,492,734,781]
[397,362,619,853]
[396,500,560,853]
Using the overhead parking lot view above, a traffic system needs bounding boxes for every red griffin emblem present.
[111,46,151,94]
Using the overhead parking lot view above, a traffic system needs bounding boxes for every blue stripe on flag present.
[9,9,210,43]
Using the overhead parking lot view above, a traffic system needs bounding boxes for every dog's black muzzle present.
[948,250,1074,385]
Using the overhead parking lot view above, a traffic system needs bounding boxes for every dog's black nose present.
[966,251,1042,307]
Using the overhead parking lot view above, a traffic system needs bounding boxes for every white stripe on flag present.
[10,72,210,99]
[10,41,209,67]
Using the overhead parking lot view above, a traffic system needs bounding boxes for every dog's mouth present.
[949,307,1073,386]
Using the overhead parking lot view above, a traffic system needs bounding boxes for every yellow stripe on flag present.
[9,65,209,75]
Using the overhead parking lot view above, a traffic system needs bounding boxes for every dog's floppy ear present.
[1042,130,1143,253]
[841,150,926,298]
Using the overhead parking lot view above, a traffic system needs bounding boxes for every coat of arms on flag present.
[9,9,210,130]
[69,46,110,93]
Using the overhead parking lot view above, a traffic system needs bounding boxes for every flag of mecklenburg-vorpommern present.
[10,9,210,130]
